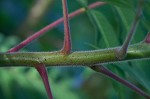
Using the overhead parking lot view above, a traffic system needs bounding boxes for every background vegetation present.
[0,0,150,99]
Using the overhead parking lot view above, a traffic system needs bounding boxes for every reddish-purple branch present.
[61,0,71,54]
[115,0,143,59]
[35,63,53,99]
[7,2,106,99]
[91,65,150,99]
[8,2,106,52]
[89,2,106,9]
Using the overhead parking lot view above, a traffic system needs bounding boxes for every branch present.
[115,0,143,59]
[1,42,150,67]
[8,2,106,52]
[61,0,72,54]
[35,63,53,99]
[6,2,106,99]
[91,65,150,98]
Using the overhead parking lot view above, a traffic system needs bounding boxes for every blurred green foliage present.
[0,0,150,99]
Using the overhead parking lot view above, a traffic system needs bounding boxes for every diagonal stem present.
[61,0,71,54]
[35,63,53,99]
[91,65,150,99]
[8,34,53,99]
[115,0,143,59]
[8,2,105,52]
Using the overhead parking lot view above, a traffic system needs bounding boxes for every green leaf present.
[76,0,88,7]
[114,6,135,43]
[119,62,150,92]
[115,7,135,32]
[91,10,120,47]
[90,9,127,98]
[114,1,150,92]
[142,0,150,31]
[100,0,133,8]
[0,69,13,99]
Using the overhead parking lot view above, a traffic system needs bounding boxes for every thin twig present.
[35,63,53,99]
[8,2,105,52]
[61,0,71,54]
[91,65,150,99]
[115,0,143,59]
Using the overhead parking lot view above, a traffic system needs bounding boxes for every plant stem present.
[115,0,143,59]
[36,63,53,99]
[1,43,150,67]
[91,65,150,98]
[61,0,71,54]
[8,2,105,52]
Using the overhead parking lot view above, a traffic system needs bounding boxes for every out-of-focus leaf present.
[0,33,4,43]
[101,0,133,8]
[142,1,150,31]
[77,0,88,7]
[84,42,100,49]
[90,9,126,99]
[0,36,20,52]
[115,5,147,46]
[115,7,135,32]
[119,62,150,92]
[0,69,13,99]
[52,77,79,99]
[115,2,150,92]
[77,0,101,45]
[91,10,120,47]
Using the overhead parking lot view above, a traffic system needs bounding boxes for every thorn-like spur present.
[143,32,150,43]
[35,63,53,99]
[115,0,143,60]
[61,0,72,54]
[91,65,150,99]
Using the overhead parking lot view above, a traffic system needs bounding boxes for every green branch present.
[1,42,150,67]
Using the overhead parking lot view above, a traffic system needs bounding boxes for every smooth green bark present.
[0,42,150,67]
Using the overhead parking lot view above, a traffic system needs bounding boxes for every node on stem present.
[115,0,143,59]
